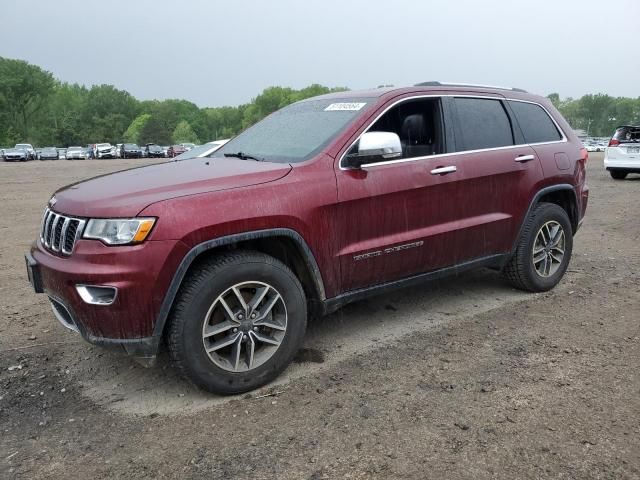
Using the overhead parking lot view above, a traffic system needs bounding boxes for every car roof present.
[304,82,536,104]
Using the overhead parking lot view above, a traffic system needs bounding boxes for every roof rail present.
[415,81,527,93]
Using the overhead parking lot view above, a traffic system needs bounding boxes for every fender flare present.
[510,183,578,255]
[152,228,326,339]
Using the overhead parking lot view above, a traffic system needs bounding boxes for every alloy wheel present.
[532,220,565,277]
[201,281,287,372]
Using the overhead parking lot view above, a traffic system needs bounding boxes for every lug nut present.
[233,328,238,333]
[242,334,248,341]
[238,314,244,320]
[253,327,258,331]
[250,313,256,319]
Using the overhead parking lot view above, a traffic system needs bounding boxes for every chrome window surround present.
[338,94,567,170]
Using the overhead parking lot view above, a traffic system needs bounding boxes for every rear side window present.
[454,98,513,151]
[509,101,562,144]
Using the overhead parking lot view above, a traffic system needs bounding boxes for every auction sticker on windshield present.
[324,102,367,111]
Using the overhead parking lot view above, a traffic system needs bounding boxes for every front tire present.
[168,251,307,394]
[610,170,628,180]
[504,202,573,292]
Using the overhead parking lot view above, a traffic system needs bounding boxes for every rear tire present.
[504,202,573,292]
[610,170,628,180]
[168,251,307,394]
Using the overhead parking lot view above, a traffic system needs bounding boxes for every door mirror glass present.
[343,131,402,169]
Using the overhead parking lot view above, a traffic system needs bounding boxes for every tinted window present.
[454,98,513,151]
[509,101,562,144]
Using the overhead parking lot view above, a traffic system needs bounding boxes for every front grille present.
[40,208,86,256]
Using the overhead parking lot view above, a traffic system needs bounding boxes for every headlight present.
[83,218,156,245]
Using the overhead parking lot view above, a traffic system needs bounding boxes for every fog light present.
[76,285,118,305]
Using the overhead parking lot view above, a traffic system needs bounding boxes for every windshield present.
[97,143,110,148]
[43,147,57,153]
[68,147,82,151]
[124,144,139,149]
[173,143,218,160]
[212,97,372,163]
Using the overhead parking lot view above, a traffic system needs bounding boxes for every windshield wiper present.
[223,152,265,162]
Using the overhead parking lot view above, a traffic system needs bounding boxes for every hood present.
[51,158,292,217]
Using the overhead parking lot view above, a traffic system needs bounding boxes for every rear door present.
[446,96,544,261]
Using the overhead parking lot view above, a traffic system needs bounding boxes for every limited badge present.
[324,103,367,111]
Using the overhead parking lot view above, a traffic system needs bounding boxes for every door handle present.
[515,154,535,162]
[430,165,457,175]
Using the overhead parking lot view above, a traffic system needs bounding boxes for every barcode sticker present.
[324,102,367,111]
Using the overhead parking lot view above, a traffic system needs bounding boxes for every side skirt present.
[321,253,509,315]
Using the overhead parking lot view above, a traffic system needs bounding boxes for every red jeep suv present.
[26,82,589,394]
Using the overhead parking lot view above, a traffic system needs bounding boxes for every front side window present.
[454,98,513,151]
[508,101,562,144]
[212,98,373,163]
[347,98,445,161]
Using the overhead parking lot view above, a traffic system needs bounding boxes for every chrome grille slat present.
[48,215,60,248]
[44,212,55,247]
[39,207,84,256]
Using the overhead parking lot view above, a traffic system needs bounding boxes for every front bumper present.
[27,237,188,363]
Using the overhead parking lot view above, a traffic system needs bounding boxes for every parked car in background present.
[26,83,589,394]
[145,143,165,158]
[3,146,30,161]
[65,146,87,160]
[115,143,123,158]
[39,147,59,160]
[585,143,599,152]
[35,148,43,159]
[167,144,187,157]
[605,125,640,179]
[120,143,143,158]
[171,139,230,161]
[57,148,67,160]
[180,143,196,151]
[95,143,117,159]
[162,146,170,158]
[15,143,36,160]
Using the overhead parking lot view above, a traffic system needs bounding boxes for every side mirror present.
[343,131,402,169]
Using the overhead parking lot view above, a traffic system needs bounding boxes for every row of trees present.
[1,57,638,147]
[547,93,640,137]
[0,57,346,147]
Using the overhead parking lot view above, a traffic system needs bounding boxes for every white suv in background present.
[605,126,640,180]
[95,143,117,159]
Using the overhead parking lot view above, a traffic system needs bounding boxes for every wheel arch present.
[511,184,578,255]
[153,228,326,340]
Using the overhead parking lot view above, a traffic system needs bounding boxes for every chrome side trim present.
[338,94,568,171]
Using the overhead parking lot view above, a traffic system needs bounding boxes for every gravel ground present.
[0,153,639,479]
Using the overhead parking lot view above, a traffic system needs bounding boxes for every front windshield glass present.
[173,143,216,161]
[212,97,373,163]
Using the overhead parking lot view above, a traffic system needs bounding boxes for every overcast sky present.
[1,0,638,107]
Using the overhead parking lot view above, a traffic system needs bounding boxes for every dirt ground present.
[0,153,639,479]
